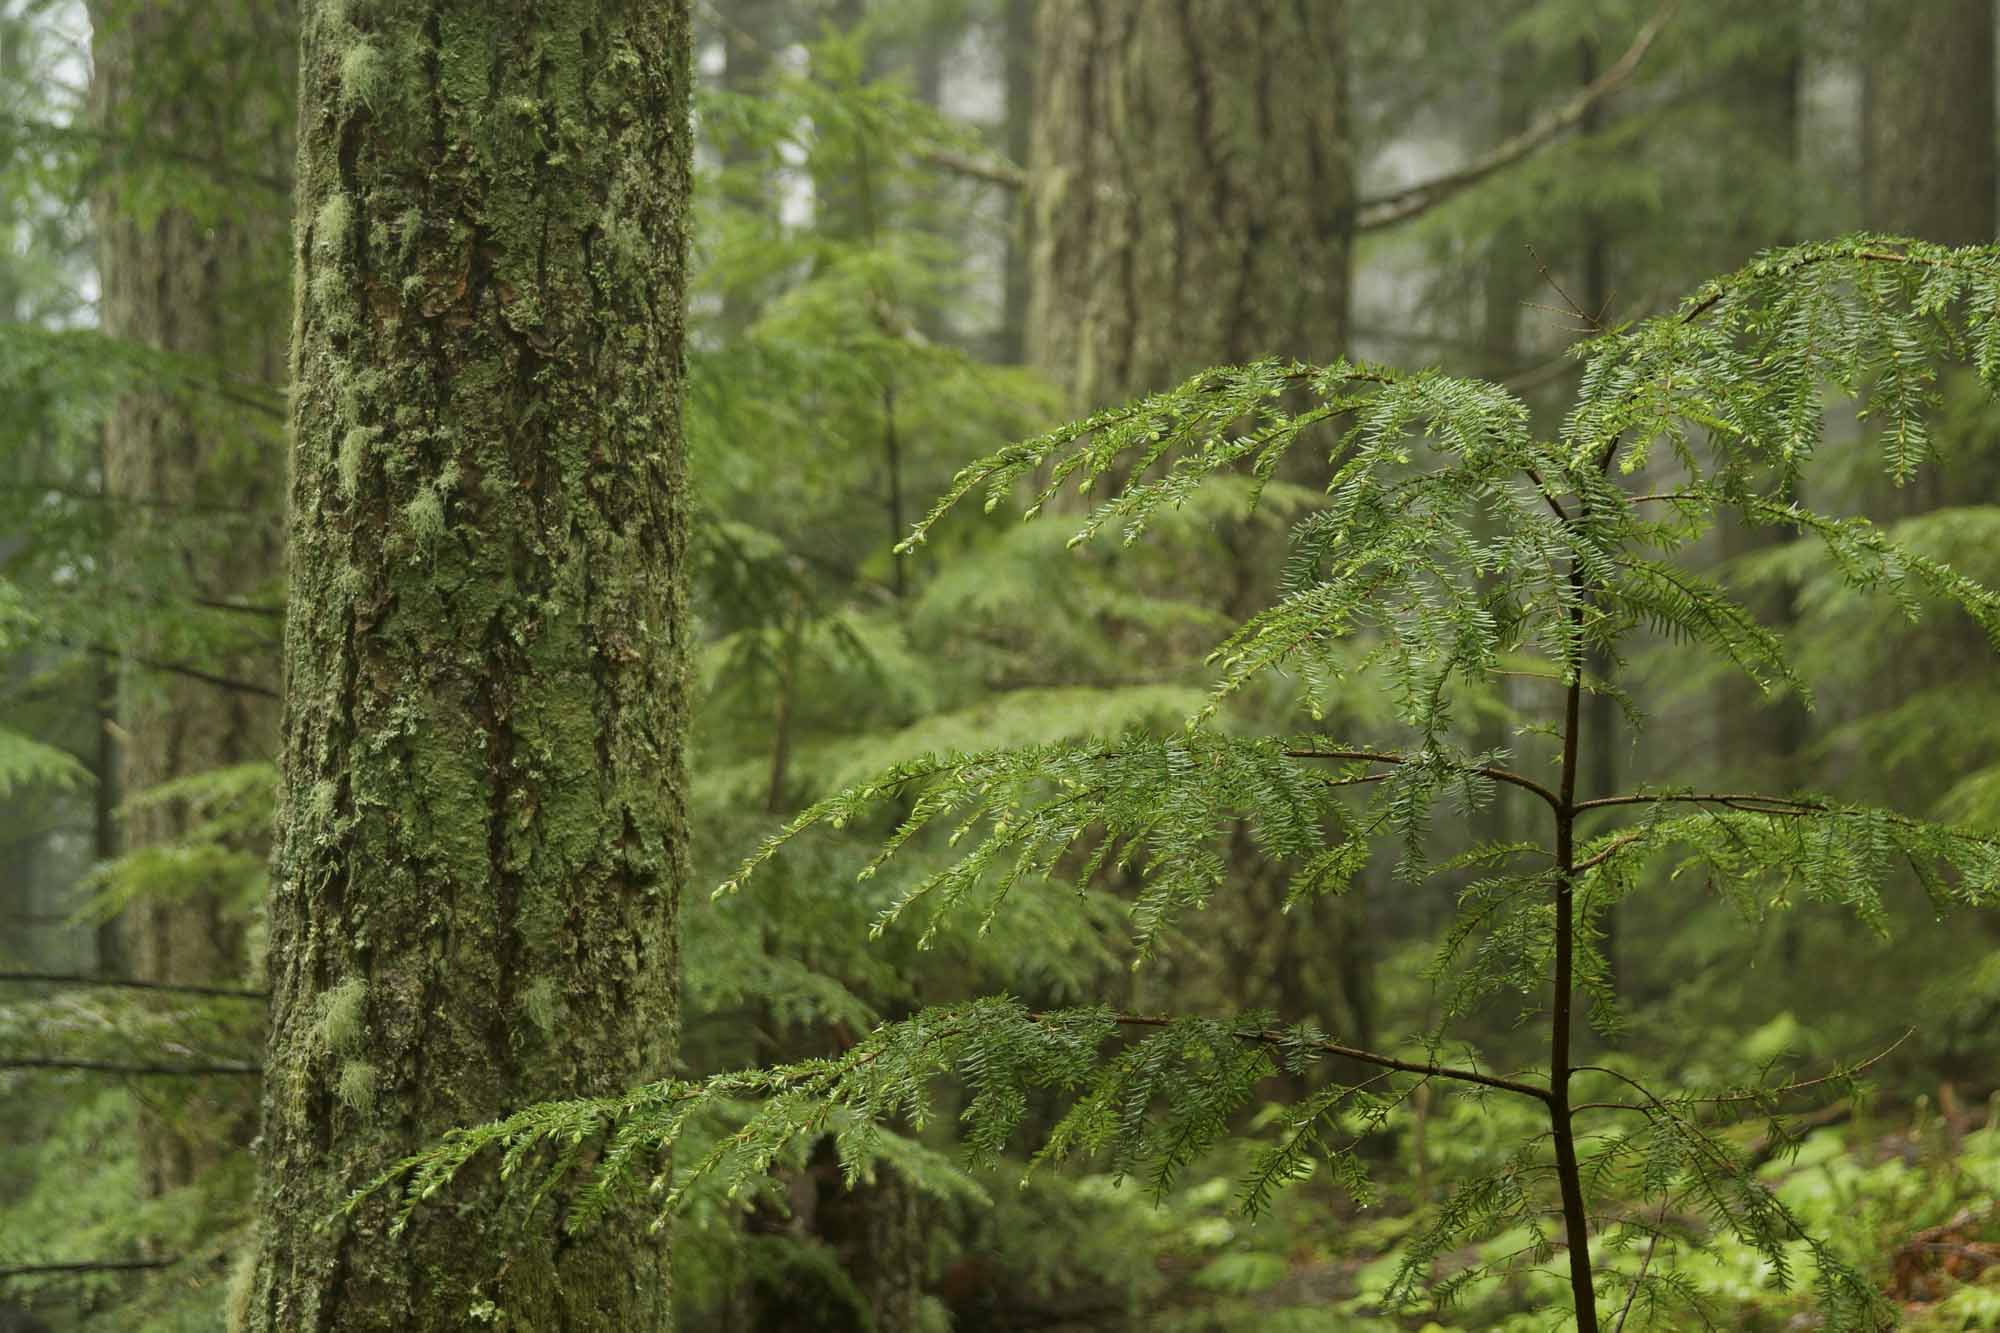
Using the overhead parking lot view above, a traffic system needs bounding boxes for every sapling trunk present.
[1552,635,1598,1328]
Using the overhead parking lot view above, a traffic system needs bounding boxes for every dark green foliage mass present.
[373,237,2000,1330]
[9,2,2000,1330]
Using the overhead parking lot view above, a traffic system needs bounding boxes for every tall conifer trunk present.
[1026,0,1351,409]
[1864,0,1995,519]
[1864,0,1995,248]
[245,3,692,1328]
[86,0,293,1202]
[1025,0,1361,1043]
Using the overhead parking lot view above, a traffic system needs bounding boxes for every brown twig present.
[0,971,267,1001]
[915,145,1026,191]
[1102,1012,1552,1103]
[0,1257,178,1279]
[1284,746,1563,811]
[0,1057,260,1077]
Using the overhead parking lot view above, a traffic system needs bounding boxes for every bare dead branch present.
[0,971,267,1001]
[915,145,1026,191]
[0,1056,260,1077]
[1356,2,1678,231]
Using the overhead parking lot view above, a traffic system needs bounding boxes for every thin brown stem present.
[1678,245,1969,326]
[1574,790,1823,814]
[1101,1013,1553,1103]
[1612,1201,1671,1332]
[1571,1028,1911,1116]
[0,1057,260,1076]
[0,1258,179,1278]
[0,971,267,1000]
[1569,833,1645,875]
[1550,595,1598,1328]
[1284,746,1562,811]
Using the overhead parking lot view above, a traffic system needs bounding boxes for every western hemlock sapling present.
[368,236,2000,1330]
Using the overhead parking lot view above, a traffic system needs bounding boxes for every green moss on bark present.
[245,3,693,1329]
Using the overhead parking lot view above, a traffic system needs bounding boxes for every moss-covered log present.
[243,3,692,1328]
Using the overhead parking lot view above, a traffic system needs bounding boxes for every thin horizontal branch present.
[190,595,286,618]
[1320,772,1393,790]
[1569,832,1646,875]
[0,1257,178,1279]
[1355,1,1677,230]
[1576,790,2000,852]
[76,642,280,701]
[915,145,1025,191]
[1681,1027,1911,1108]
[1105,1012,1552,1103]
[0,971,267,1000]
[1574,790,1825,814]
[1285,746,1562,811]
[1680,245,1977,326]
[0,1056,260,1077]
[1569,1029,1911,1118]
[0,480,260,516]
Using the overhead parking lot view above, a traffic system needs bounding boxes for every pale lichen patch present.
[338,425,380,498]
[317,975,368,1053]
[335,1058,379,1115]
[338,40,385,111]
[313,194,351,257]
[518,976,561,1038]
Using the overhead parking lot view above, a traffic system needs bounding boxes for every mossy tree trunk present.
[1026,0,1361,1045]
[244,3,692,1329]
[86,0,293,1205]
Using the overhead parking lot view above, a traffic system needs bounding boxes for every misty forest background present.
[5,0,2000,1329]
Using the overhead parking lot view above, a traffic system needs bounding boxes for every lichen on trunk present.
[244,2,693,1328]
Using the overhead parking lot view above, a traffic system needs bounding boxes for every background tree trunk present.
[244,3,692,1328]
[1026,0,1352,407]
[1864,0,1995,247]
[1025,0,1362,1053]
[86,0,293,1206]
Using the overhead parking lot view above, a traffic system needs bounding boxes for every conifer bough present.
[371,237,2000,1330]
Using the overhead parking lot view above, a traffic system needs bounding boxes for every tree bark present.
[1026,0,1352,407]
[86,0,293,1204]
[997,0,1034,363]
[1864,0,1996,246]
[1024,0,1361,1079]
[244,3,692,1329]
